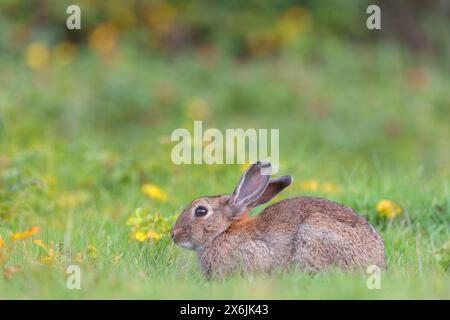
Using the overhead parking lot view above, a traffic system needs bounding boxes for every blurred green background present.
[0,0,449,299]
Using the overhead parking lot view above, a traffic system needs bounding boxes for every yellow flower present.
[25,42,50,70]
[33,239,47,250]
[75,251,83,263]
[88,23,118,56]
[320,182,338,195]
[148,230,162,241]
[376,199,402,219]
[0,236,4,249]
[185,97,210,120]
[40,255,55,264]
[54,41,77,66]
[132,230,162,242]
[300,179,319,192]
[10,226,41,241]
[133,230,148,242]
[127,208,173,243]
[114,255,122,264]
[274,7,312,45]
[42,249,56,265]
[247,7,312,57]
[145,3,177,38]
[141,184,168,202]
[42,175,57,188]
[33,240,58,264]
[87,245,99,259]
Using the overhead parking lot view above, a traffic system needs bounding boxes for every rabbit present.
[170,160,385,278]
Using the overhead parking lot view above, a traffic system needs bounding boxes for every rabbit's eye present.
[195,206,208,217]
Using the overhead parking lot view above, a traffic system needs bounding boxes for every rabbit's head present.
[170,161,292,251]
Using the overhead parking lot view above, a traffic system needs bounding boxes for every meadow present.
[0,1,449,299]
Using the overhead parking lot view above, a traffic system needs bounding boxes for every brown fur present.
[197,197,385,278]
[170,162,385,279]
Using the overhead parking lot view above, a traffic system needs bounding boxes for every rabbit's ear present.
[228,161,272,217]
[249,175,292,208]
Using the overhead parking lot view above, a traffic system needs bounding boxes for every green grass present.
[0,38,449,299]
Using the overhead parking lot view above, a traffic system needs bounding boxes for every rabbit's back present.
[258,196,367,227]
[258,197,385,270]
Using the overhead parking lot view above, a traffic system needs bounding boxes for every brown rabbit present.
[170,161,385,278]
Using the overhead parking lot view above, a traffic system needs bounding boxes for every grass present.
[0,37,449,299]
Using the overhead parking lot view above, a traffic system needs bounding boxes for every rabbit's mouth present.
[177,241,196,250]
[173,237,197,250]
[170,227,197,250]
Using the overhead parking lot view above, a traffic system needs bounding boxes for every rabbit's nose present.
[170,227,182,239]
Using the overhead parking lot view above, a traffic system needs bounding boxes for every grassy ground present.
[0,39,449,299]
